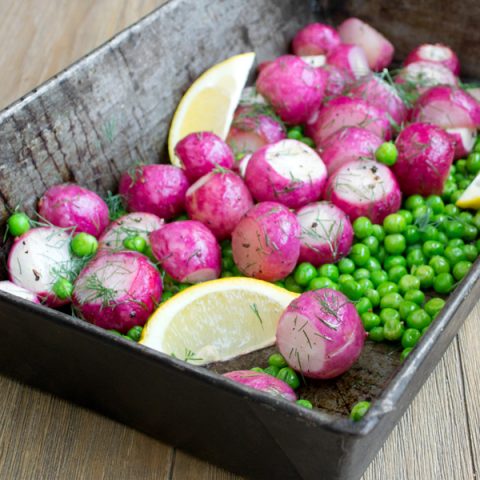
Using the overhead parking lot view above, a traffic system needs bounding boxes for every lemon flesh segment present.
[140,278,296,365]
[168,52,256,167]
[456,172,480,209]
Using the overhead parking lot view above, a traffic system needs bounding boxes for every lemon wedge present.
[140,277,297,365]
[456,172,480,209]
[168,52,256,167]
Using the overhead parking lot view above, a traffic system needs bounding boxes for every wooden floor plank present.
[456,303,480,476]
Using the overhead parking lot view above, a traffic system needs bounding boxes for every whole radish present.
[297,201,353,266]
[324,64,348,97]
[0,280,40,304]
[223,370,297,402]
[276,289,366,379]
[73,251,162,332]
[232,202,301,282]
[446,128,476,160]
[410,86,480,129]
[306,97,392,147]
[256,55,327,124]
[395,61,458,94]
[98,212,164,252]
[300,55,327,69]
[326,44,370,82]
[318,127,383,175]
[291,23,341,56]
[118,164,189,220]
[338,18,394,71]
[174,132,234,182]
[324,159,401,224]
[393,123,455,196]
[404,43,460,75]
[244,139,327,209]
[348,74,408,126]
[226,105,286,159]
[38,184,109,238]
[150,220,221,283]
[185,169,254,240]
[8,227,81,307]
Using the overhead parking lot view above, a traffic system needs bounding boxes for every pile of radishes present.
[3,16,480,414]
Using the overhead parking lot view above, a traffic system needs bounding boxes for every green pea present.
[371,224,385,241]
[377,281,399,297]
[383,213,407,234]
[300,137,315,148]
[425,195,445,214]
[452,261,472,281]
[353,217,373,239]
[250,367,264,373]
[350,243,371,266]
[383,318,404,341]
[273,280,285,288]
[399,300,420,321]
[429,255,450,274]
[350,401,371,421]
[421,225,439,242]
[456,159,468,174]
[356,297,373,314]
[405,194,425,211]
[442,181,457,202]
[126,325,143,342]
[462,224,478,242]
[400,347,413,362]
[388,265,408,283]
[310,277,337,290]
[221,271,234,278]
[403,289,425,306]
[362,235,380,255]
[361,312,381,331]
[401,328,422,349]
[285,276,303,293]
[338,273,354,285]
[463,244,477,262]
[466,152,480,174]
[406,249,426,268]
[384,234,406,255]
[364,288,380,308]
[222,256,234,271]
[406,309,431,330]
[377,246,387,264]
[422,240,444,258]
[443,220,464,239]
[405,225,421,245]
[123,235,147,253]
[413,205,433,224]
[444,245,466,265]
[7,212,31,237]
[447,238,464,250]
[71,232,98,257]
[294,262,317,286]
[369,326,385,342]
[459,211,474,224]
[277,367,300,389]
[433,272,454,294]
[264,365,280,377]
[53,278,74,300]
[424,298,445,318]
[397,209,413,225]
[383,255,407,270]
[371,270,389,287]
[375,142,398,166]
[380,292,403,310]
[414,265,435,289]
[318,264,339,282]
[161,291,174,302]
[296,399,313,409]
[444,204,460,217]
[380,307,400,324]
[365,257,382,272]
[287,128,303,140]
[268,353,288,368]
[473,211,480,230]
[338,257,355,274]
[357,278,374,292]
[340,280,364,301]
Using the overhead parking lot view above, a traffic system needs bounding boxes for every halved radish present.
[326,44,370,81]
[0,280,40,304]
[446,127,477,160]
[404,43,460,75]
[291,23,341,56]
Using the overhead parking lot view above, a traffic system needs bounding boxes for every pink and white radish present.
[300,55,327,68]
[38,184,109,238]
[291,23,341,56]
[118,164,189,220]
[276,289,366,379]
[185,169,254,240]
[324,159,402,224]
[348,74,408,126]
[326,44,370,82]
[465,87,480,104]
[237,154,252,178]
[255,55,327,124]
[223,370,297,402]
[0,280,40,304]
[98,212,164,252]
[73,251,162,332]
[244,139,327,209]
[297,202,353,266]
[446,128,477,160]
[174,132,235,183]
[232,201,301,282]
[324,64,348,97]
[305,96,392,147]
[8,227,79,307]
[150,220,221,283]
[226,105,286,159]
[318,127,383,175]
[239,86,268,106]
[393,123,455,196]
[338,17,394,71]
[395,61,458,94]
[410,86,480,129]
[404,43,460,75]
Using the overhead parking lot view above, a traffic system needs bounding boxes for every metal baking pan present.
[0,1,479,478]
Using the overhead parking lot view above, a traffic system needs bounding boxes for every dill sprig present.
[83,273,117,307]
[104,191,127,221]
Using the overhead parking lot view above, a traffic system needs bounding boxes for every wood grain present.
[0,1,478,479]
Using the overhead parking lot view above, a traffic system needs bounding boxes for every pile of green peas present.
[286,125,316,149]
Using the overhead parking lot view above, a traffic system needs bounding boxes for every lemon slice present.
[140,277,297,365]
[168,52,256,166]
[456,172,480,209]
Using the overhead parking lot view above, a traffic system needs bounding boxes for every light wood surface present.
[0,2,478,479]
